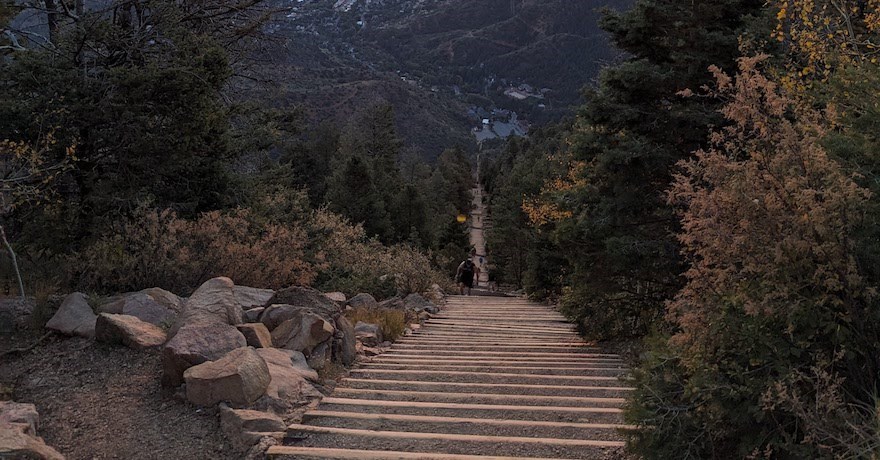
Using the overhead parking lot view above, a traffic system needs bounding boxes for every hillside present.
[249,0,632,160]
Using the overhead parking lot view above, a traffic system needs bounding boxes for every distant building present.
[504,88,529,100]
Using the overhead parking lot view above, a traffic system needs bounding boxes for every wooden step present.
[381,350,621,358]
[412,333,579,340]
[430,315,567,319]
[390,344,601,351]
[372,357,623,365]
[285,424,625,448]
[320,398,623,414]
[365,362,625,370]
[349,369,620,381]
[359,364,626,375]
[331,388,626,405]
[277,295,629,458]
[303,411,633,430]
[341,378,635,393]
[392,341,593,347]
[426,322,575,333]
[361,365,628,377]
[267,446,575,460]
[395,339,591,346]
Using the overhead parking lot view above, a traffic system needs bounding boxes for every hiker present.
[456,258,476,295]
[473,264,481,288]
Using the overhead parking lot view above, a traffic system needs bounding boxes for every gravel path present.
[269,296,631,459]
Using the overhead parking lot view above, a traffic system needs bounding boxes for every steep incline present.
[470,184,491,286]
[268,296,631,459]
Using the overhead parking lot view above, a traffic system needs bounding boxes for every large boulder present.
[184,347,270,406]
[0,298,36,333]
[162,324,247,387]
[236,324,272,349]
[243,307,265,324]
[306,340,332,370]
[334,316,357,366]
[219,405,286,452]
[347,293,377,310]
[0,427,65,460]
[270,312,334,354]
[428,283,445,302]
[95,313,166,350]
[323,292,346,303]
[354,321,383,347]
[45,292,96,338]
[404,293,439,314]
[378,296,404,310]
[259,304,300,332]
[169,277,242,338]
[267,287,342,323]
[98,288,182,326]
[233,286,275,311]
[0,402,39,437]
[256,348,318,382]
[251,348,321,417]
[0,402,64,460]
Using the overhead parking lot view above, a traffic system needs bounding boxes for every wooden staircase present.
[268,296,631,460]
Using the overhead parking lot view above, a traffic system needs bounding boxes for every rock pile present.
[34,276,443,457]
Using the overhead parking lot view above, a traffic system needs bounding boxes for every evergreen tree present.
[483,127,569,293]
[332,105,410,243]
[545,0,767,337]
[325,155,392,241]
[0,0,252,249]
[281,121,339,206]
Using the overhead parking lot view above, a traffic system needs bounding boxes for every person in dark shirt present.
[455,258,476,295]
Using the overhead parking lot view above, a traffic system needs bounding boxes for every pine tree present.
[0,0,244,249]
[545,0,767,337]
[325,155,392,241]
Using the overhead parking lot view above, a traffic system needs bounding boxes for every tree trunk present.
[0,226,25,299]
[44,0,60,44]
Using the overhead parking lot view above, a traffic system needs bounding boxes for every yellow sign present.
[456,214,467,223]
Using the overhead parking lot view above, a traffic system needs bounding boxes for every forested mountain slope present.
[247,0,632,159]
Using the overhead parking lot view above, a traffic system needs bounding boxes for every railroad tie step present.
[283,424,626,448]
[318,397,623,414]
[300,410,633,440]
[331,388,627,405]
[266,446,577,460]
[274,297,629,459]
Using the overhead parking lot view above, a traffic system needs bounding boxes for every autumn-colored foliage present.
[70,199,451,298]
[772,0,880,87]
[73,207,319,294]
[627,55,880,459]
[668,54,871,340]
[0,124,74,214]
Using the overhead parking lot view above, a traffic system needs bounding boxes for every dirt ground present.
[0,331,236,460]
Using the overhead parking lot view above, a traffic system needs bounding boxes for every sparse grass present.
[316,361,348,383]
[344,307,406,342]
[30,281,58,330]
[0,383,14,401]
